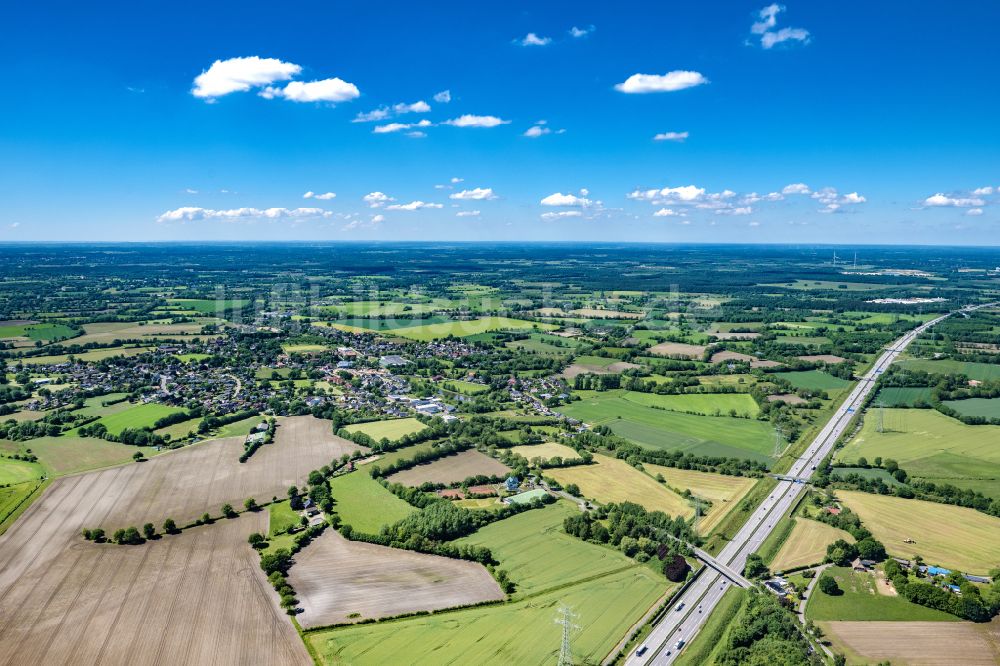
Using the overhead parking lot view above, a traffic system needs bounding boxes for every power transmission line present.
[556,606,579,666]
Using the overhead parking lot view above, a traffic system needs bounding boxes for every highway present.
[626,305,989,665]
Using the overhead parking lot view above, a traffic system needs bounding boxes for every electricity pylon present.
[556,606,579,666]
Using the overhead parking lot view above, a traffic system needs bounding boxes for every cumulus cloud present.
[923,193,986,208]
[782,182,811,195]
[303,191,336,200]
[353,108,392,123]
[373,119,432,134]
[450,188,497,201]
[434,90,452,103]
[394,100,430,114]
[653,131,688,142]
[653,208,686,217]
[456,210,481,217]
[444,114,510,128]
[519,33,552,46]
[742,192,784,204]
[972,186,995,196]
[627,185,706,203]
[967,208,984,216]
[267,78,360,103]
[812,187,867,213]
[541,210,583,220]
[540,192,594,207]
[761,28,811,49]
[570,25,595,38]
[715,206,753,216]
[385,201,444,211]
[157,206,331,223]
[615,71,708,94]
[363,192,394,207]
[750,5,810,49]
[192,56,301,99]
[524,125,550,138]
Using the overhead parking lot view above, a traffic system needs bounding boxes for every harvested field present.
[548,454,692,518]
[822,621,1000,665]
[569,308,644,319]
[797,354,848,363]
[767,393,807,404]
[751,359,784,368]
[642,464,755,534]
[710,350,755,364]
[287,529,503,628]
[0,416,355,666]
[511,442,581,463]
[648,342,705,359]
[770,518,853,571]
[387,449,511,486]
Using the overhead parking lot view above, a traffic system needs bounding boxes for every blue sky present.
[1,0,998,243]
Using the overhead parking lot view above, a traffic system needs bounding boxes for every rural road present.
[626,304,993,665]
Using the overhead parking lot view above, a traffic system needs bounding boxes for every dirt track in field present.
[386,449,511,487]
[0,416,362,666]
[823,620,1000,665]
[287,529,504,628]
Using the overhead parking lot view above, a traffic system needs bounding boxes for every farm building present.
[504,476,520,492]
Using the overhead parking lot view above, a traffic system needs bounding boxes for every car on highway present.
[635,644,648,657]
[675,602,684,612]
[675,639,686,650]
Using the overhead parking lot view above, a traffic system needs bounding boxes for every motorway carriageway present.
[626,306,991,666]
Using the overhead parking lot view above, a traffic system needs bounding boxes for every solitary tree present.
[244,497,258,512]
[222,503,237,518]
[818,575,841,596]
[142,523,156,540]
[163,518,177,534]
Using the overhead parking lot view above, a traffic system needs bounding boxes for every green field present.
[506,332,583,355]
[167,298,247,313]
[440,379,489,395]
[561,390,775,463]
[898,358,1000,382]
[174,353,212,363]
[806,566,957,622]
[329,472,416,534]
[343,417,428,442]
[838,408,1000,498]
[942,397,1000,419]
[268,500,301,537]
[874,386,934,407]
[82,402,186,436]
[307,501,667,665]
[619,391,759,417]
[17,346,152,365]
[773,370,851,391]
[837,491,1000,574]
[15,436,159,476]
[387,317,557,342]
[372,440,439,468]
[0,480,48,535]
[769,518,853,572]
[0,457,44,485]
[547,455,693,518]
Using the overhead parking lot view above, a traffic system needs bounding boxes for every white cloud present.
[761,27,811,49]
[923,193,986,208]
[184,188,198,194]
[653,208,685,217]
[456,210,481,217]
[967,208,984,216]
[157,206,331,223]
[363,192,394,207]
[627,185,706,203]
[303,191,336,200]
[393,100,431,114]
[615,71,708,94]
[434,90,452,103]
[653,131,689,142]
[782,182,811,195]
[451,177,464,184]
[520,33,552,46]
[972,186,995,196]
[748,221,761,227]
[569,25,595,38]
[353,108,391,123]
[716,206,753,216]
[407,131,427,138]
[541,211,583,220]
[373,119,432,134]
[450,188,497,201]
[841,192,866,204]
[751,5,810,49]
[524,125,551,138]
[444,114,510,128]
[192,56,301,99]
[385,201,444,211]
[540,192,594,207]
[751,4,782,34]
[273,78,360,103]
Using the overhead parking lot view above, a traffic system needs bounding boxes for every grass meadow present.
[329,472,416,535]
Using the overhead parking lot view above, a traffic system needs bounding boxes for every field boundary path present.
[625,303,996,666]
